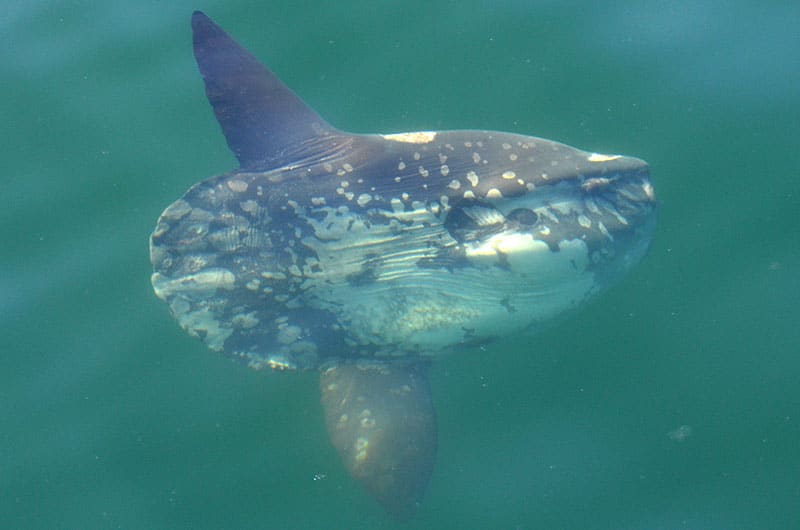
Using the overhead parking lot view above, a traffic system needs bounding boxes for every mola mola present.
[150,11,657,519]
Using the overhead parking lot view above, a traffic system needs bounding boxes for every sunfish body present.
[150,11,657,519]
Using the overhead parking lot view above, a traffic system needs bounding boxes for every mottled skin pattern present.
[151,129,655,369]
[150,12,656,519]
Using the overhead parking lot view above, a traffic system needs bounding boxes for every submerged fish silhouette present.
[150,11,657,519]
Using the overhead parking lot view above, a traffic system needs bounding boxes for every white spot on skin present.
[502,171,516,179]
[260,356,294,371]
[582,177,610,192]
[337,169,346,177]
[588,153,622,162]
[448,180,461,190]
[643,181,655,201]
[466,171,479,187]
[598,221,612,240]
[486,188,503,199]
[401,192,410,201]
[158,200,191,223]
[343,163,354,173]
[226,179,248,193]
[502,143,512,150]
[231,312,259,329]
[354,436,369,462]
[277,324,302,344]
[398,161,406,171]
[438,153,448,164]
[323,163,333,172]
[440,165,450,176]
[357,193,372,207]
[509,153,518,161]
[472,152,481,164]
[578,214,592,228]
[463,190,476,199]
[418,166,429,177]
[381,131,437,143]
[239,199,260,215]
[152,268,236,299]
[311,197,326,206]
[413,152,421,161]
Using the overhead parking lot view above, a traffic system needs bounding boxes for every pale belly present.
[299,204,598,357]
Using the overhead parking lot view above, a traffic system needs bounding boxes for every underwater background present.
[2,1,798,528]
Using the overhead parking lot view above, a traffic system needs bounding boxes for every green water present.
[3,1,799,528]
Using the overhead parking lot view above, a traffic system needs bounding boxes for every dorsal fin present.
[191,11,338,169]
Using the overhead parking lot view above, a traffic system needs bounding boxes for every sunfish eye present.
[506,208,539,226]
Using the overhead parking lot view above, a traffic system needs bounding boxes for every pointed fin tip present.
[189,11,338,170]
[190,11,216,37]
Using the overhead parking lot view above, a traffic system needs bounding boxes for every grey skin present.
[150,11,657,519]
